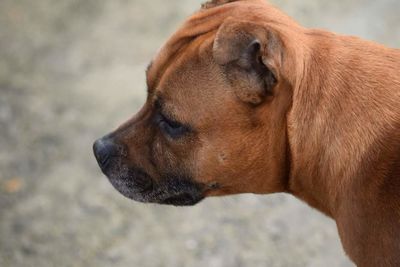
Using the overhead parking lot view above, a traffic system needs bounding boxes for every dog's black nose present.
[93,137,123,169]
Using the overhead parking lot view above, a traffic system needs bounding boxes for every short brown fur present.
[99,0,400,265]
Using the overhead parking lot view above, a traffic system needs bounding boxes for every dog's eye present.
[156,113,189,139]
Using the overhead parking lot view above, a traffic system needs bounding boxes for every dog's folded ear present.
[213,20,283,105]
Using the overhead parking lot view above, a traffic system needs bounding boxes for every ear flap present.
[213,20,283,105]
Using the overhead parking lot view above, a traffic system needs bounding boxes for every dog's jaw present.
[104,163,206,206]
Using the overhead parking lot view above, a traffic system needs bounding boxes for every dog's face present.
[94,1,295,206]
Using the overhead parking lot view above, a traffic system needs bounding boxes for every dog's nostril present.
[93,137,125,168]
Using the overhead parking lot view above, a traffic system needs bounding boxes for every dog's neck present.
[286,29,400,217]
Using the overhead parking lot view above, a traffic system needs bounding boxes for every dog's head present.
[94,0,304,206]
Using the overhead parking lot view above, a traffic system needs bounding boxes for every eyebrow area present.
[155,96,188,125]
[154,96,176,121]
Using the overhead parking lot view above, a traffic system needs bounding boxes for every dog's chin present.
[103,165,205,206]
[157,191,205,206]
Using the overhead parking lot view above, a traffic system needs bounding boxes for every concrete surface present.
[0,0,398,266]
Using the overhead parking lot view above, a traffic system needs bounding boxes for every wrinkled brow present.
[154,95,163,110]
[154,96,178,122]
[155,95,173,117]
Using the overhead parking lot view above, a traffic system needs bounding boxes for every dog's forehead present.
[148,38,213,108]
[146,24,221,94]
[146,0,288,95]
[154,48,232,121]
[146,2,257,94]
[146,37,237,124]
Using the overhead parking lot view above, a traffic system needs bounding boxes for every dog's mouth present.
[113,173,205,206]
[137,176,205,206]
[159,194,204,206]
[100,160,205,206]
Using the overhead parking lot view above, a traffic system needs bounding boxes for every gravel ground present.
[0,1,398,266]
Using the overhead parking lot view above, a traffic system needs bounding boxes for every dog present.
[93,0,400,265]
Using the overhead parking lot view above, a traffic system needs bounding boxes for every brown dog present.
[93,0,400,265]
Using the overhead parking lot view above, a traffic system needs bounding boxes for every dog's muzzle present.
[93,136,205,206]
[93,137,155,196]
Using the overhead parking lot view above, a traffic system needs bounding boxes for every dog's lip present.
[110,175,154,194]
[143,179,208,206]
[98,156,118,173]
[101,165,155,198]
[158,192,204,206]
[101,164,209,206]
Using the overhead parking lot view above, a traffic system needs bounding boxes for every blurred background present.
[0,0,399,266]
